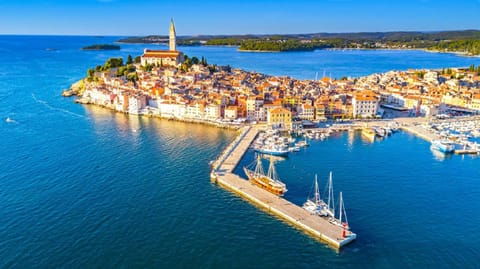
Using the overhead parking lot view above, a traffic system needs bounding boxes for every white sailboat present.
[330,191,350,232]
[303,171,336,218]
[303,174,329,216]
[324,171,335,219]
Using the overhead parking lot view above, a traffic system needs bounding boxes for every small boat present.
[303,174,330,216]
[254,144,289,157]
[431,140,455,153]
[288,146,301,152]
[244,155,287,196]
[296,137,310,147]
[361,128,376,142]
[471,129,480,138]
[329,191,351,235]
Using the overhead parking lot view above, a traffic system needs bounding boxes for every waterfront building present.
[224,105,238,120]
[204,103,221,120]
[314,104,326,121]
[267,107,292,130]
[158,101,186,118]
[141,19,184,67]
[352,91,379,118]
[297,103,315,120]
[185,101,205,119]
[467,94,480,110]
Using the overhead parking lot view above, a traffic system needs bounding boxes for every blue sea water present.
[1,35,480,268]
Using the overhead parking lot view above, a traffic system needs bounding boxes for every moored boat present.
[243,155,287,196]
[303,174,330,216]
[431,139,455,153]
[361,128,376,142]
[254,144,289,156]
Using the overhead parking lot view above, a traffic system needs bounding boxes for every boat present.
[374,127,386,138]
[324,171,336,219]
[296,137,310,147]
[471,129,480,138]
[361,128,376,142]
[330,191,351,234]
[243,155,287,196]
[254,144,289,156]
[431,139,455,153]
[303,174,330,216]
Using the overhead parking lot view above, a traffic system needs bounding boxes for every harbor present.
[210,126,357,250]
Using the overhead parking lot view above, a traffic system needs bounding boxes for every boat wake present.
[31,93,86,119]
[5,117,17,123]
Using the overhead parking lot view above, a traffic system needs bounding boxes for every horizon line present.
[1,28,479,38]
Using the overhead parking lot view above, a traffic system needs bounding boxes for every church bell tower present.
[169,19,176,51]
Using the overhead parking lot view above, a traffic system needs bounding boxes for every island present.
[81,44,121,51]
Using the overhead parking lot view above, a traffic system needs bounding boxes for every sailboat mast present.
[342,192,349,226]
[339,192,343,224]
[328,171,335,218]
[254,155,264,177]
[314,174,320,204]
[267,156,277,181]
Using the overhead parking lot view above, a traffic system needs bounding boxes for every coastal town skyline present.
[1,0,479,35]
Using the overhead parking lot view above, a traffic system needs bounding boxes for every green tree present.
[104,57,123,69]
[126,54,133,65]
[191,56,199,65]
[201,56,208,66]
[87,68,95,78]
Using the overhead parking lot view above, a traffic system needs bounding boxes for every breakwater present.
[210,126,356,250]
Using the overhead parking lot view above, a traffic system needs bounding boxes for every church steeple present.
[169,18,176,51]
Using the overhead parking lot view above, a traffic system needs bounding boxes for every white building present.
[158,102,186,118]
[204,104,221,120]
[224,106,238,120]
[352,91,379,118]
[246,96,264,121]
[297,103,315,120]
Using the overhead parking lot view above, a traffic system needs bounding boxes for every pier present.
[211,126,356,250]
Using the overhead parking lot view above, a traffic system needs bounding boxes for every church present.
[141,19,184,67]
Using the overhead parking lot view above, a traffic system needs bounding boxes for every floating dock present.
[211,126,356,250]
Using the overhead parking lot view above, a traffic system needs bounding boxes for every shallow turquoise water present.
[1,36,480,268]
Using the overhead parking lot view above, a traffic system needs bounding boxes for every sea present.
[1,35,480,269]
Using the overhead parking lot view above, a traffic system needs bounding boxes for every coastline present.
[237,49,282,53]
[74,98,242,130]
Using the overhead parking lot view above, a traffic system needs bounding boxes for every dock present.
[211,126,356,250]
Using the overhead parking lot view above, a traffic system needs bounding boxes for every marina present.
[211,126,356,250]
[396,116,480,155]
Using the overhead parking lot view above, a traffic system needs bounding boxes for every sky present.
[0,0,479,36]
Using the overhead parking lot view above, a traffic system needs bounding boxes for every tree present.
[126,54,133,65]
[134,56,141,64]
[191,56,199,65]
[469,64,475,72]
[104,57,123,69]
[201,56,207,66]
[87,68,95,78]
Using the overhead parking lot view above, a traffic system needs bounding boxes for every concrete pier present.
[211,126,356,250]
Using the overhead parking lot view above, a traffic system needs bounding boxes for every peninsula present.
[66,20,480,250]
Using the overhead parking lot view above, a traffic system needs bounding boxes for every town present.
[70,20,480,130]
